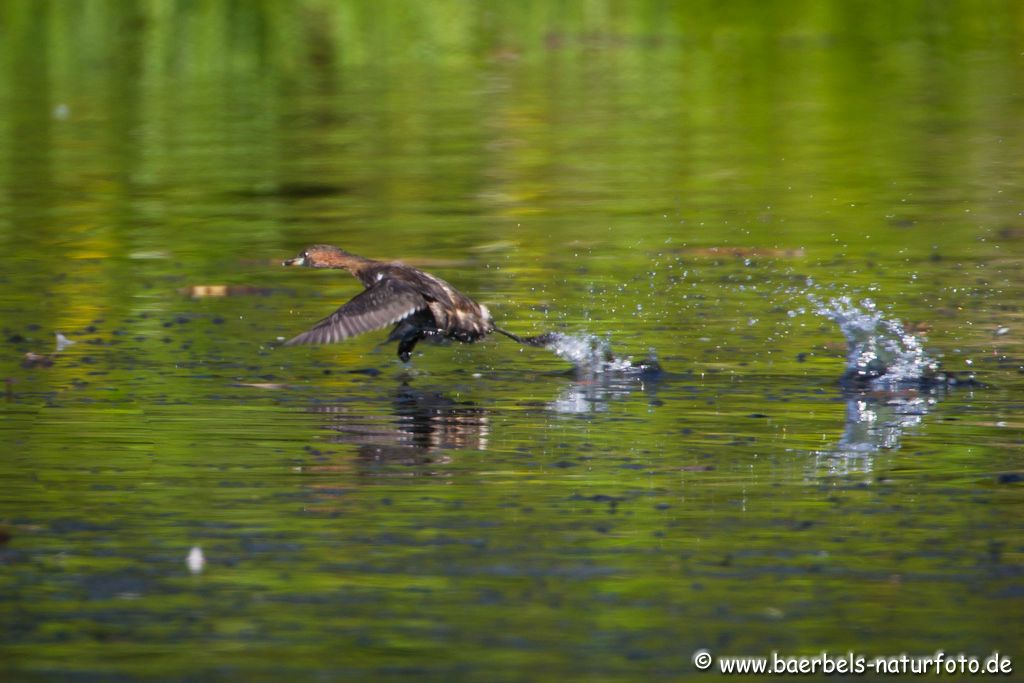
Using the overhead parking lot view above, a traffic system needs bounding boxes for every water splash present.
[811,295,940,388]
[535,332,663,413]
[803,294,982,464]
[539,332,659,377]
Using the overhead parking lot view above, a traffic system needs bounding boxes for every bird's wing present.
[284,280,427,346]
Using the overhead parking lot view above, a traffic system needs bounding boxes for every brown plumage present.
[282,245,549,362]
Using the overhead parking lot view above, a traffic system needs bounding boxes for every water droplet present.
[187,546,205,574]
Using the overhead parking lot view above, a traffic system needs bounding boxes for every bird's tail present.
[494,327,557,348]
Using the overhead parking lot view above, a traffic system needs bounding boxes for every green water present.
[1,2,1023,681]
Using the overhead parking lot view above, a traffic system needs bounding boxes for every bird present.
[282,245,551,361]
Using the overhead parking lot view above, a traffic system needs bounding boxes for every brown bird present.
[282,245,550,361]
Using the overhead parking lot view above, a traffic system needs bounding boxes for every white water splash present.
[811,295,939,388]
[540,332,643,375]
[536,333,662,413]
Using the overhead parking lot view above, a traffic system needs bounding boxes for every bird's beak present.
[282,255,306,267]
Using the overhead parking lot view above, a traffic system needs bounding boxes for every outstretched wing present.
[285,279,427,346]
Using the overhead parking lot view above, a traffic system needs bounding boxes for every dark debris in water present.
[82,572,159,601]
[50,518,118,534]
[21,352,54,368]
[570,494,625,504]
[230,181,349,199]
[839,369,984,392]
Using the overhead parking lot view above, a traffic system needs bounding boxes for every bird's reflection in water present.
[310,383,488,470]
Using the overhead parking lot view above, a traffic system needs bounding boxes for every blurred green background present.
[2,2,1023,681]
[3,0,1023,260]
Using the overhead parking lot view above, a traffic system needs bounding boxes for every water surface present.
[1,3,1023,681]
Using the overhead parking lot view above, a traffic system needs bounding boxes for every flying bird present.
[282,245,550,361]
